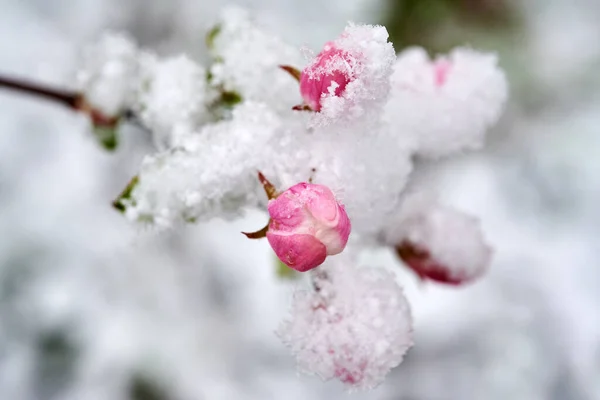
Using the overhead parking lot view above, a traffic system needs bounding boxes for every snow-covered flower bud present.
[278,262,413,389]
[267,182,351,272]
[300,23,395,126]
[393,203,492,285]
[385,47,508,159]
[76,32,139,118]
[300,42,353,112]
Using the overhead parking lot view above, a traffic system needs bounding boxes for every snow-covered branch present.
[0,5,508,390]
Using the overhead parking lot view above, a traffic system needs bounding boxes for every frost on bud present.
[389,198,492,285]
[300,43,353,112]
[265,181,351,272]
[385,47,508,159]
[277,262,413,390]
[301,23,396,126]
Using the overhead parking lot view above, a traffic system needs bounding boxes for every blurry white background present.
[0,0,599,399]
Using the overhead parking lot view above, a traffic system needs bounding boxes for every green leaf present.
[220,90,243,107]
[129,374,171,400]
[275,254,299,280]
[93,125,119,151]
[206,24,222,51]
[112,175,140,213]
[35,329,78,397]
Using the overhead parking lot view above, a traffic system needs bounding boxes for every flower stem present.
[310,268,329,291]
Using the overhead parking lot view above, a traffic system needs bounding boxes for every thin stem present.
[310,268,329,292]
[0,74,141,129]
[0,74,80,109]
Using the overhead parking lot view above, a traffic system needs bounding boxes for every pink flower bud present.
[299,42,354,112]
[395,241,468,285]
[266,182,351,272]
[388,198,492,285]
[395,235,490,286]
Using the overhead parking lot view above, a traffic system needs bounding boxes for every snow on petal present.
[300,42,354,112]
[307,23,396,127]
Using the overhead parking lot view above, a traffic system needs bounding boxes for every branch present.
[0,74,145,151]
[0,74,80,109]
[0,73,140,127]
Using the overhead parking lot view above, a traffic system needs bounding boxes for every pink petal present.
[303,184,339,224]
[332,204,351,250]
[267,188,309,233]
[396,241,478,285]
[267,232,327,272]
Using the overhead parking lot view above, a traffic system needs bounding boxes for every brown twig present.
[0,74,141,127]
[0,74,80,109]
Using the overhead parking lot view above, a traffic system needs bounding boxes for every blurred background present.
[1,0,599,399]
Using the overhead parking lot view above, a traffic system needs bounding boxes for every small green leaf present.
[113,175,140,213]
[275,254,299,280]
[220,90,243,107]
[129,374,171,400]
[205,89,243,120]
[93,125,119,151]
[206,24,222,51]
[35,329,78,397]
